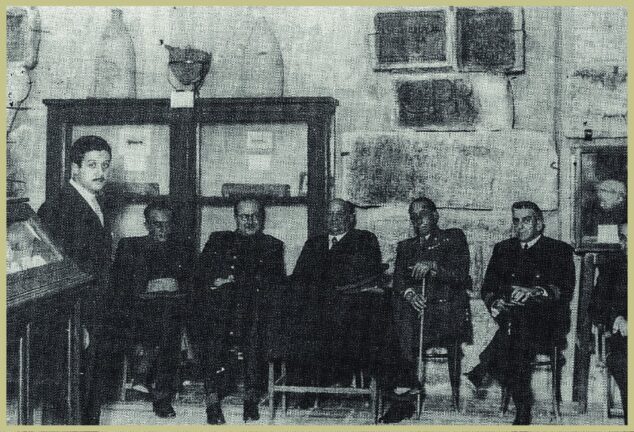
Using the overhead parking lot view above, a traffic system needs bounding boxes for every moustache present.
[93,178,105,182]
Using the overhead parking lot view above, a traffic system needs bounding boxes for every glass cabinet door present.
[199,122,308,198]
[198,122,310,272]
[72,125,171,250]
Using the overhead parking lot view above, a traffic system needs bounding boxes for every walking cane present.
[416,276,426,419]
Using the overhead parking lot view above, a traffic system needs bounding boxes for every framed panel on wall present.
[374,7,456,71]
[456,6,524,73]
[574,145,627,251]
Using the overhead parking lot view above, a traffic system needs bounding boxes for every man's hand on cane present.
[404,289,426,313]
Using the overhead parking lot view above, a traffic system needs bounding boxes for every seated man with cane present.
[379,197,472,423]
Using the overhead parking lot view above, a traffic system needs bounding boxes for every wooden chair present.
[596,324,623,419]
[414,341,462,417]
[266,360,379,422]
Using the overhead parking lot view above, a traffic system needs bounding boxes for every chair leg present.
[281,362,287,416]
[500,387,511,416]
[369,376,377,424]
[416,392,423,419]
[551,348,561,420]
[606,361,614,418]
[268,361,275,422]
[120,354,128,402]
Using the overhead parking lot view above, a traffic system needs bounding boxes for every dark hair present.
[408,197,437,214]
[144,200,173,222]
[233,198,265,220]
[69,136,112,166]
[511,201,544,221]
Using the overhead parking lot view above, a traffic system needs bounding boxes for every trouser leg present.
[446,342,462,408]
[508,342,534,424]
[243,321,262,402]
[606,337,627,421]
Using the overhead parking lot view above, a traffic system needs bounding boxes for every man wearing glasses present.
[193,198,286,424]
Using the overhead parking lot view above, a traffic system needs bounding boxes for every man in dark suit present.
[589,224,627,422]
[465,201,575,425]
[193,198,286,424]
[379,197,472,423]
[291,198,384,389]
[37,135,113,424]
[111,200,194,418]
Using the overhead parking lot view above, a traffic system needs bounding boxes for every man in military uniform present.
[380,197,472,423]
[111,200,194,418]
[193,198,286,424]
[465,201,575,425]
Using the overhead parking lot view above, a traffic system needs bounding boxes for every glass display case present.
[574,145,627,251]
[7,198,91,425]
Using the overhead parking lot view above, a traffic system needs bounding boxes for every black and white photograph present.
[5,5,629,428]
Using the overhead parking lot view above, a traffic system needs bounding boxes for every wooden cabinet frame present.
[44,97,338,245]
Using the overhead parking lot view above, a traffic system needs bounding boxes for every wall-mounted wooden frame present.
[574,145,627,251]
[393,77,478,130]
[374,7,456,72]
[456,6,525,73]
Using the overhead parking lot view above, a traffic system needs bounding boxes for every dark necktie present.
[523,243,528,250]
[331,237,338,249]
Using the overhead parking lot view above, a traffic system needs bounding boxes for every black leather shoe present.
[243,400,260,422]
[464,367,493,390]
[513,406,531,425]
[378,401,415,424]
[152,401,176,418]
[206,402,226,425]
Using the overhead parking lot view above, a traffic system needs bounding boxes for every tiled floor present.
[100,391,624,426]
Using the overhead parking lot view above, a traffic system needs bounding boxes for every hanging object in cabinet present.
[92,8,137,98]
[240,16,284,97]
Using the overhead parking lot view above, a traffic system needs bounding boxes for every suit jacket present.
[111,235,195,329]
[589,250,627,328]
[194,230,287,356]
[37,184,113,331]
[481,235,575,348]
[392,228,472,360]
[292,228,383,291]
[291,228,385,362]
[38,185,112,277]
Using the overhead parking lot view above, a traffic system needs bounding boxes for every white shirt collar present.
[328,231,349,248]
[70,178,104,226]
[522,234,542,250]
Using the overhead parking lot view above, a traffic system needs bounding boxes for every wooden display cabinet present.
[43,98,338,265]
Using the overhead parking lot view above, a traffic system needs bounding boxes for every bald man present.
[583,179,627,237]
[193,199,286,424]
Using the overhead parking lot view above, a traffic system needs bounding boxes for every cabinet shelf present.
[198,196,308,206]
[45,97,337,242]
